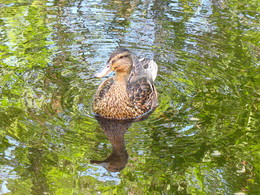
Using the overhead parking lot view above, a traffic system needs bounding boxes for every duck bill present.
[95,63,112,78]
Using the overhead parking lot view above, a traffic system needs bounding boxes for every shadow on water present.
[91,117,130,172]
[91,111,154,172]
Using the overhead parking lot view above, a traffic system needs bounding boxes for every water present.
[0,0,259,194]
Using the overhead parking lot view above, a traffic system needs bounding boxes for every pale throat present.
[114,71,130,83]
[113,59,132,83]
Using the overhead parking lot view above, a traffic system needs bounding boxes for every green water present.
[0,0,259,194]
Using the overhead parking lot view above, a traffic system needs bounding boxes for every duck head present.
[95,48,133,78]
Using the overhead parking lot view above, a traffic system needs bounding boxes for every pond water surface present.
[0,0,259,194]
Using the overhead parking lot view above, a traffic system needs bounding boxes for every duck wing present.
[128,57,158,83]
[94,78,114,101]
[127,57,158,111]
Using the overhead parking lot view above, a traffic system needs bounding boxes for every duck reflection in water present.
[91,48,158,172]
[91,112,154,172]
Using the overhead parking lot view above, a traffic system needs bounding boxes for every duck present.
[92,48,158,119]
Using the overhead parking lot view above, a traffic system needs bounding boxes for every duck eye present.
[119,55,128,59]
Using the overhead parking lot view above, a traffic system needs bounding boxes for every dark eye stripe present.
[110,55,129,64]
[118,55,128,59]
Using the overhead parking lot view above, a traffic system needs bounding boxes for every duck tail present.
[138,58,158,82]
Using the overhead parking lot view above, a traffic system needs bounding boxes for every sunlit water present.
[0,0,259,194]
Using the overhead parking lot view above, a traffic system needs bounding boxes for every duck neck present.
[114,71,130,84]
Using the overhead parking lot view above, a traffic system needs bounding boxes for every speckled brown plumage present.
[92,48,158,119]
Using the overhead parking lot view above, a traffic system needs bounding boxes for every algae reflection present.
[91,111,154,172]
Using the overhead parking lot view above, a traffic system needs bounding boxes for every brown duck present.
[92,48,158,119]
